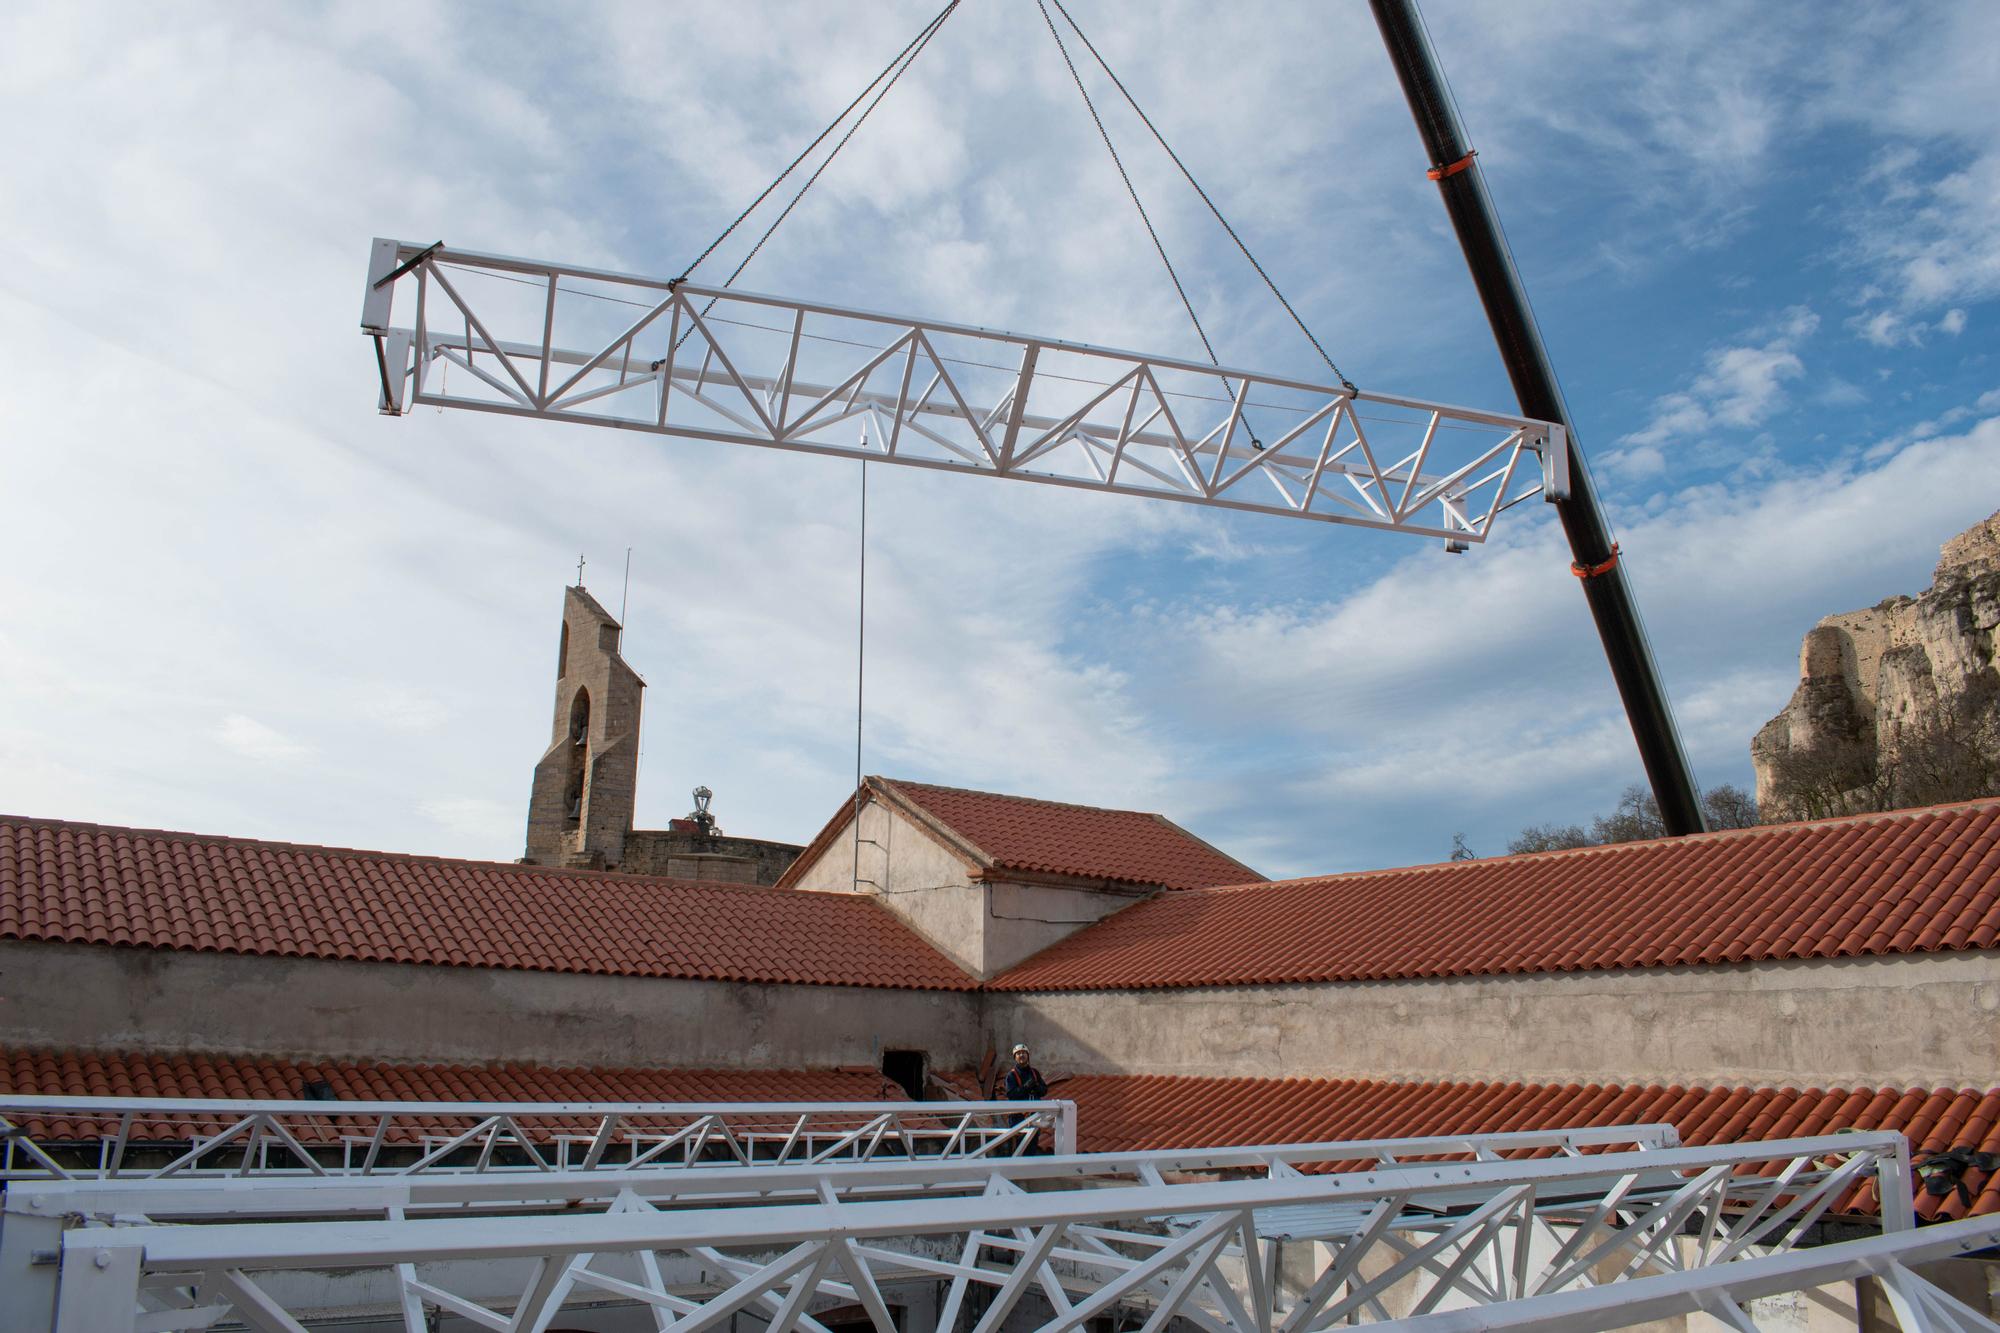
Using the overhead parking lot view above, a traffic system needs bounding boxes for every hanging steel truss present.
[0,1094,1075,1182]
[35,1126,1988,1333]
[361,240,1567,546]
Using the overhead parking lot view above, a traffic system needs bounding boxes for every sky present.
[1,1,1996,880]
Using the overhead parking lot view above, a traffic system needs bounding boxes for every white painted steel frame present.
[2,1126,1677,1333]
[1385,1215,2000,1332]
[0,1095,1075,1181]
[46,1131,1948,1333]
[8,1124,1689,1222]
[361,239,1568,546]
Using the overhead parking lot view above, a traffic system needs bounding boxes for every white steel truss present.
[0,1124,1678,1331]
[361,240,1568,546]
[36,1128,1975,1333]
[0,1095,1075,1181]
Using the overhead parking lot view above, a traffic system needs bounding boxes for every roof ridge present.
[882,777,1167,819]
[1058,1071,2000,1096]
[1188,794,2000,896]
[0,812,862,902]
[990,795,2000,990]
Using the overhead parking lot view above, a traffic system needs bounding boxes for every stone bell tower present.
[523,585,645,869]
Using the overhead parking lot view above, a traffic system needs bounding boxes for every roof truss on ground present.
[0,1095,1076,1181]
[19,1115,1992,1333]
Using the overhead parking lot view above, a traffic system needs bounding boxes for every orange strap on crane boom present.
[1571,544,1621,580]
[1426,149,1478,180]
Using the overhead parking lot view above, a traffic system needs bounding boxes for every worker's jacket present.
[1001,1065,1048,1101]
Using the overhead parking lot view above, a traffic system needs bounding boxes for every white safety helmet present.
[1011,1043,1030,1055]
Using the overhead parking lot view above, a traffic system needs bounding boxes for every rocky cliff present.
[1752,509,2000,817]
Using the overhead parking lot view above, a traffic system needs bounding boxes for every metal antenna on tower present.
[620,548,633,625]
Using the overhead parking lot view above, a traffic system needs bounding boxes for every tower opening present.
[564,686,590,823]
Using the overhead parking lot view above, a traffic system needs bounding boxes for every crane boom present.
[362,239,1565,546]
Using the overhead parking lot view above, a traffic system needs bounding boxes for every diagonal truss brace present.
[46,1130,1953,1333]
[0,1094,1076,1182]
[362,239,1568,545]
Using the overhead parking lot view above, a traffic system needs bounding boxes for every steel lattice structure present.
[0,1095,1075,1182]
[25,1122,1996,1333]
[1,1123,1681,1330]
[361,241,1567,546]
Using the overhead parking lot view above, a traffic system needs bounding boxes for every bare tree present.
[1591,786,1665,844]
[1508,783,1760,853]
[1762,680,1999,821]
[1507,823,1593,854]
[1884,680,2000,808]
[1761,735,1882,821]
[1702,784,1759,829]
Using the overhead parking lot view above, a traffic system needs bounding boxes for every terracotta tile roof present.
[0,815,974,990]
[993,799,2000,990]
[0,1048,910,1144]
[1051,1073,2000,1221]
[13,1049,1991,1221]
[777,778,1259,892]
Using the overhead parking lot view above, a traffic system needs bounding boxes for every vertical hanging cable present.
[850,460,868,893]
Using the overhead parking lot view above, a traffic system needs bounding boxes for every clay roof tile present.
[0,815,974,991]
[991,799,2000,991]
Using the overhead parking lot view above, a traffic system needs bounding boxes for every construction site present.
[2,2,1997,1330]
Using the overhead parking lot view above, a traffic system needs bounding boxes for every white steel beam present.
[360,240,1569,545]
[1377,1213,2000,1332]
[0,1095,1075,1181]
[5,1124,1686,1231]
[47,1132,1934,1333]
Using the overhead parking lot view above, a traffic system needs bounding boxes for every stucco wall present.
[7,938,1992,1092]
[618,830,803,885]
[786,800,1143,979]
[0,940,982,1072]
[992,949,2000,1088]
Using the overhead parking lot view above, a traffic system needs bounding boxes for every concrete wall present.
[619,831,803,886]
[787,799,1143,980]
[992,949,2000,1088]
[0,940,982,1073]
[7,936,1992,1092]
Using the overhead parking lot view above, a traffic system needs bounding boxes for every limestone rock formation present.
[1752,509,2000,817]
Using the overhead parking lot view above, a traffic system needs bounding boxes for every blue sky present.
[1,1,1995,879]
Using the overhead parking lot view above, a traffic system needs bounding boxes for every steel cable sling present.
[1036,0,1357,397]
[653,0,960,372]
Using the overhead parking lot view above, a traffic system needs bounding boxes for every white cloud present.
[1853,309,1920,349]
[1842,150,2000,330]
[2,0,1997,879]
[357,687,450,733]
[1161,412,2000,873]
[419,798,517,844]
[218,715,312,763]
[1621,308,1816,450]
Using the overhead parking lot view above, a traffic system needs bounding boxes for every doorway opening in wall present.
[882,1049,927,1101]
[818,1303,905,1333]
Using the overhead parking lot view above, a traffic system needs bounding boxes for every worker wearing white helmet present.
[1001,1043,1047,1103]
